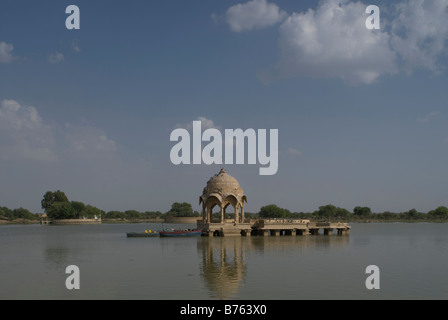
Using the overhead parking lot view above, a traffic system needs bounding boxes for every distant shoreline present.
[0,217,197,225]
[1,217,447,226]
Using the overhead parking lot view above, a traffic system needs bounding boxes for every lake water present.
[1,222,447,300]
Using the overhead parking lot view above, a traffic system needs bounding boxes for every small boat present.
[159,229,202,237]
[126,231,159,238]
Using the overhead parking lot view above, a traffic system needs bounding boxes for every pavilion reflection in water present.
[197,235,349,299]
[198,237,247,299]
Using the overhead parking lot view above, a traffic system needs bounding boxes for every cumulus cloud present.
[0,99,118,164]
[48,52,64,64]
[222,0,448,85]
[72,40,81,53]
[225,0,287,32]
[391,0,448,74]
[0,99,145,212]
[0,99,57,162]
[261,0,397,85]
[417,111,440,123]
[0,42,14,63]
[196,116,219,130]
[64,123,117,159]
[176,116,220,131]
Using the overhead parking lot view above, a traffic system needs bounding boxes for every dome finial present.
[219,168,226,174]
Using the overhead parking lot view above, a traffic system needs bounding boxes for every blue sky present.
[1,0,448,214]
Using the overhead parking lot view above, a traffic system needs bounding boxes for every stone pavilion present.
[199,168,247,223]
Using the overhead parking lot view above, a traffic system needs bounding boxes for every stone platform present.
[198,219,350,237]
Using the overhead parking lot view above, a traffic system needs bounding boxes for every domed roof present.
[201,168,246,200]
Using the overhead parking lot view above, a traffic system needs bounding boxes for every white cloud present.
[0,99,145,212]
[210,13,220,24]
[226,0,287,32]
[176,116,220,131]
[72,40,81,53]
[261,0,397,85]
[391,0,448,74]
[220,0,448,85]
[0,99,57,162]
[196,116,218,130]
[64,123,117,156]
[418,111,440,123]
[0,99,119,164]
[48,52,64,64]
[0,42,14,63]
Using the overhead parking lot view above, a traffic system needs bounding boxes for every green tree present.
[0,207,13,220]
[317,204,335,219]
[125,210,141,219]
[353,206,372,217]
[382,211,396,220]
[259,204,290,218]
[105,211,126,219]
[141,211,163,219]
[80,205,102,219]
[41,190,69,213]
[166,202,196,217]
[12,208,34,220]
[335,208,351,219]
[428,206,448,220]
[71,201,86,218]
[315,204,350,220]
[47,202,76,219]
[400,208,425,220]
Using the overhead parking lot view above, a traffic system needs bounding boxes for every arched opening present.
[223,203,233,221]
[210,203,221,223]
[223,195,239,222]
[204,194,222,223]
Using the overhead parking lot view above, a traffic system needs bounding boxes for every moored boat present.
[126,231,159,238]
[159,229,202,237]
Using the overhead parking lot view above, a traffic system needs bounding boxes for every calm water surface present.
[1,222,447,300]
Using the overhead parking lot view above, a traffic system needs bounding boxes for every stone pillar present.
[241,205,245,223]
[338,228,350,235]
[234,205,239,223]
[207,206,212,223]
[324,228,333,235]
[220,205,224,223]
[303,229,311,235]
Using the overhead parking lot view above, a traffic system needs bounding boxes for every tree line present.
[0,191,198,222]
[104,202,200,220]
[40,190,201,220]
[258,204,448,221]
[1,190,448,222]
[0,206,38,221]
